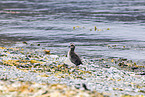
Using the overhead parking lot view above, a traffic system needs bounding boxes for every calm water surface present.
[0,0,145,61]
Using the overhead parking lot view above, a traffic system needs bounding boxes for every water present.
[1,0,145,61]
[0,0,145,96]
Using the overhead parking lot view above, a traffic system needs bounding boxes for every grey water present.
[1,0,145,62]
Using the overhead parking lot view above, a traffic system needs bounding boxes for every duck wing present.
[70,52,82,66]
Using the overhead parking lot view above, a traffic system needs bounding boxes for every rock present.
[44,50,50,54]
[22,41,27,44]
[140,72,145,75]
[118,62,128,67]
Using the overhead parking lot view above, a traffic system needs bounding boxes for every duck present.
[65,43,82,66]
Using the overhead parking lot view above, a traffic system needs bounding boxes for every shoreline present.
[0,43,145,96]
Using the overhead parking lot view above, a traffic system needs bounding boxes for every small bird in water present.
[67,43,82,66]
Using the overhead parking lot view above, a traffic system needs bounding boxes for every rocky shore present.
[0,42,145,97]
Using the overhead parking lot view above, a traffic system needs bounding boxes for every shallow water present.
[1,0,145,62]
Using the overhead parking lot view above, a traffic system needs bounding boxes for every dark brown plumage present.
[68,43,82,66]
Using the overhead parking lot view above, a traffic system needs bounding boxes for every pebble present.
[0,44,145,97]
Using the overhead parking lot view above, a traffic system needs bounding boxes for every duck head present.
[69,43,75,51]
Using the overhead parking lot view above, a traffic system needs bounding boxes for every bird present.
[65,43,82,66]
[82,83,89,90]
